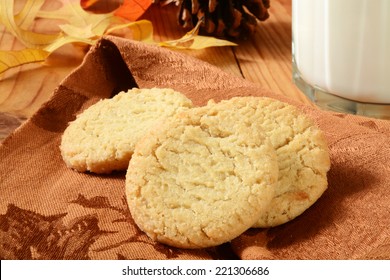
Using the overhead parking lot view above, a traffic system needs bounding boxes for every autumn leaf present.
[80,0,100,9]
[14,0,46,29]
[0,49,49,73]
[60,24,95,39]
[160,35,237,49]
[0,0,115,73]
[114,0,152,21]
[159,19,237,49]
[80,0,122,12]
[0,0,236,75]
[106,20,154,44]
[37,1,119,37]
[0,0,61,49]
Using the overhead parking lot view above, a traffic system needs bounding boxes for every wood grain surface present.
[0,0,310,142]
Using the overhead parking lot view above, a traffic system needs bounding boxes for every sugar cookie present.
[207,97,331,227]
[126,105,279,248]
[60,88,193,173]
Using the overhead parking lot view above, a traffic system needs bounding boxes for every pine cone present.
[153,0,271,38]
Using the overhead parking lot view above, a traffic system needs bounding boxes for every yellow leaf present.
[59,24,96,39]
[106,20,154,44]
[158,20,237,50]
[43,36,94,53]
[14,0,46,29]
[108,18,237,50]
[159,35,237,50]
[0,0,61,48]
[0,49,49,73]
[36,1,116,37]
[0,0,237,75]
[0,0,109,73]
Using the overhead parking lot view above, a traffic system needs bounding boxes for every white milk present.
[292,0,390,104]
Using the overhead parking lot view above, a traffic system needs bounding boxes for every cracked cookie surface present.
[60,88,193,174]
[208,97,331,227]
[125,105,279,249]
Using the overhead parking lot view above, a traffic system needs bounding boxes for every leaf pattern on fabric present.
[0,204,106,259]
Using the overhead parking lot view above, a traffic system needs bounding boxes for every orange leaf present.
[114,0,152,21]
[80,0,99,9]
[80,0,121,13]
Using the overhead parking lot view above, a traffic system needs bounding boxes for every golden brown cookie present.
[126,105,279,249]
[60,88,193,174]
[207,97,331,227]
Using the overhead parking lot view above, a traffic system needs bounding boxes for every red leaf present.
[80,0,99,9]
[80,0,121,13]
[114,0,152,21]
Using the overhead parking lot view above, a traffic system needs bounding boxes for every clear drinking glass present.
[292,0,390,119]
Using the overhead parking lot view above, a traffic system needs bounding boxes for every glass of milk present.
[292,0,390,119]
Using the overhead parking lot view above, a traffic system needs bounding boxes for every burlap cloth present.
[1,36,389,260]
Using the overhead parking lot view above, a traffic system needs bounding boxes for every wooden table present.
[0,0,310,142]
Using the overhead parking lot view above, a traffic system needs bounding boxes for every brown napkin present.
[1,36,389,260]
